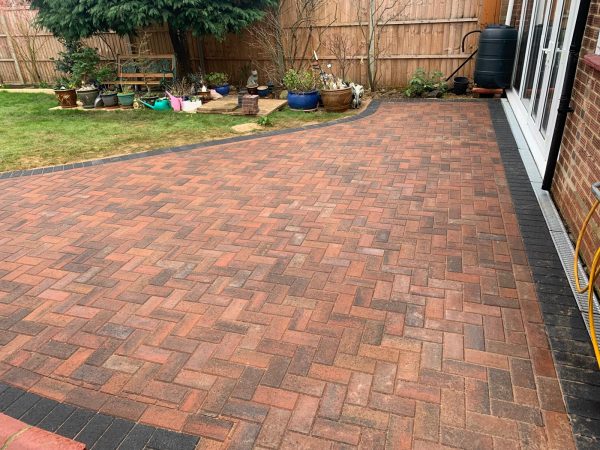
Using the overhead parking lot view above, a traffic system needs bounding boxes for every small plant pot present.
[246,85,258,95]
[215,84,230,96]
[453,77,469,95]
[76,88,99,109]
[54,89,77,108]
[197,91,211,103]
[117,92,135,107]
[101,92,118,107]
[257,86,269,98]
[287,90,319,111]
[320,87,352,112]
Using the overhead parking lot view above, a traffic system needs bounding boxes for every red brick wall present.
[552,0,600,268]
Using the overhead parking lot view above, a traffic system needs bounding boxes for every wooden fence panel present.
[0,0,500,87]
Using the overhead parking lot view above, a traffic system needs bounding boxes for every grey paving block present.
[75,413,114,448]
[117,423,155,450]
[37,403,76,432]
[91,417,134,450]
[146,428,199,450]
[19,397,58,425]
[56,408,95,439]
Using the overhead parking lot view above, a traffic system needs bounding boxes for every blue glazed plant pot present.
[287,90,319,110]
[215,84,230,96]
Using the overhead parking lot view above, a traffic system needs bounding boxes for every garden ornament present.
[350,83,364,109]
[247,70,259,88]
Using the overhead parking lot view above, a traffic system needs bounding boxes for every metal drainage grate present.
[501,99,600,346]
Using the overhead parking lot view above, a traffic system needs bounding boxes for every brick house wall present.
[552,0,600,268]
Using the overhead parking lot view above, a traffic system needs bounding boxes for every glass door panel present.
[513,0,534,91]
[532,0,559,119]
[522,0,549,103]
[541,0,572,134]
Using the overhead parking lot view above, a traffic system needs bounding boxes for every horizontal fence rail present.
[0,1,505,87]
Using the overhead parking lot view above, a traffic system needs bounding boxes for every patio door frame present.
[506,0,580,173]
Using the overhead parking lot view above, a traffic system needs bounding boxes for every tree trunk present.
[168,23,192,77]
[196,35,206,75]
[368,0,376,91]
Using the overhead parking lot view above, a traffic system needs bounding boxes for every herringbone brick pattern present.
[0,102,573,449]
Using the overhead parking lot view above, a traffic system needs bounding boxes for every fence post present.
[0,12,25,85]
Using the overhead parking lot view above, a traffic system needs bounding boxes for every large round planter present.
[215,84,230,96]
[76,89,99,109]
[100,93,118,107]
[320,87,352,112]
[117,92,135,107]
[287,90,319,111]
[54,89,77,108]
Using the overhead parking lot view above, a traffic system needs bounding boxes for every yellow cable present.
[574,197,600,368]
[587,247,600,369]
[574,200,600,293]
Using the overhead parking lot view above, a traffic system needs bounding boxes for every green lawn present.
[0,91,351,173]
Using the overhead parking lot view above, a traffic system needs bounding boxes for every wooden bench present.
[117,54,176,87]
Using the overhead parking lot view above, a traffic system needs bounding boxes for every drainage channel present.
[500,99,600,345]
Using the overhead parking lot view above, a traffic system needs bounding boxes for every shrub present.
[283,69,322,93]
[257,115,273,127]
[204,72,229,87]
[405,68,448,98]
[52,41,115,87]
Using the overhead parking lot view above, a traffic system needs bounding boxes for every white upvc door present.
[507,0,579,173]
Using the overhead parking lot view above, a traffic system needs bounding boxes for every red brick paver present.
[0,102,574,448]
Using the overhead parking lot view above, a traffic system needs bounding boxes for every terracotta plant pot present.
[320,87,352,112]
[54,89,77,108]
[76,88,99,109]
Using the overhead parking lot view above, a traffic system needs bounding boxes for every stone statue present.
[247,70,258,88]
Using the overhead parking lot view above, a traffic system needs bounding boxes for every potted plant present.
[166,78,194,111]
[76,83,99,109]
[53,78,78,108]
[100,89,118,107]
[117,86,135,107]
[283,69,321,111]
[205,72,230,96]
[320,75,352,112]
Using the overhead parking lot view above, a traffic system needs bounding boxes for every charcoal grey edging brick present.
[0,99,381,180]
[488,100,600,450]
[0,383,199,450]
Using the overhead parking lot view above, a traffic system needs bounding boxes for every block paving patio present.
[0,101,579,448]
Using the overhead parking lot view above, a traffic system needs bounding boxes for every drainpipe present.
[541,0,592,191]
[505,0,515,26]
